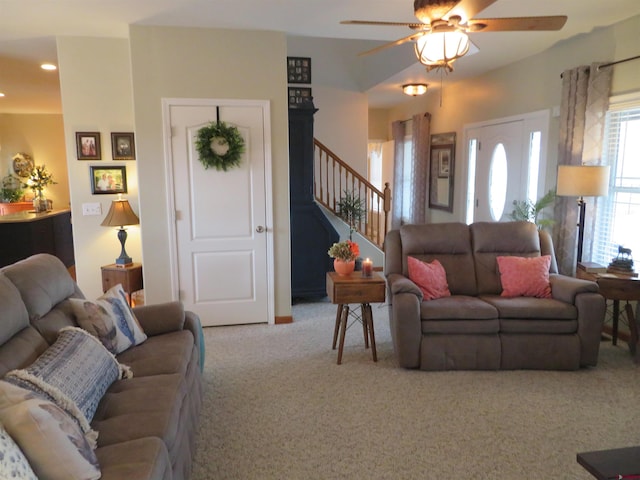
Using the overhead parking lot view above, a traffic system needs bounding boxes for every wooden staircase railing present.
[313,139,391,249]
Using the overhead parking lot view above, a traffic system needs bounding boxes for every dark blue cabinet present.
[289,103,338,299]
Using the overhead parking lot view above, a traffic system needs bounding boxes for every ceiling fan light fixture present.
[415,30,470,72]
[402,83,428,96]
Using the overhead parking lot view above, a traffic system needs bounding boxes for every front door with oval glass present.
[467,120,525,223]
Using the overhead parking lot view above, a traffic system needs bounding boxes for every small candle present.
[362,258,373,277]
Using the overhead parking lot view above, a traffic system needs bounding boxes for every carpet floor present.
[191,299,640,480]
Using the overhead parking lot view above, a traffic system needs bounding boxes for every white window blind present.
[592,100,640,266]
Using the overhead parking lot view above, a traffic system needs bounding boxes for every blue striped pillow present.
[5,327,132,445]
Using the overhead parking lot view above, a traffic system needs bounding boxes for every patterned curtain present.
[390,113,431,229]
[553,63,612,275]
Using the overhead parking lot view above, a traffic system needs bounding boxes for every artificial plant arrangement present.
[1,174,25,203]
[328,239,360,262]
[336,189,366,241]
[25,165,57,197]
[508,189,556,230]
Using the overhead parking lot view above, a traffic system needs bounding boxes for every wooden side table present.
[577,269,640,361]
[101,263,143,306]
[326,271,385,365]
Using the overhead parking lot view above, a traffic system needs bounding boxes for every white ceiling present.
[1,0,639,113]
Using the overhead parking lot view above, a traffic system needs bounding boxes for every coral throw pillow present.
[407,256,451,301]
[496,255,552,298]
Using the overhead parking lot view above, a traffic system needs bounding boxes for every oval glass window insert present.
[489,143,508,221]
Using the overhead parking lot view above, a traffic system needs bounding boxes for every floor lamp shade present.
[556,165,610,264]
[101,199,140,265]
[556,165,610,197]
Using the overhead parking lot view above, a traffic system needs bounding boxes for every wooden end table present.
[577,446,640,479]
[577,269,640,362]
[101,263,143,306]
[326,271,385,365]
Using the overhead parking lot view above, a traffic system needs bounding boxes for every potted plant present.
[336,189,366,241]
[1,174,25,203]
[508,189,556,230]
[328,239,360,276]
[25,165,57,212]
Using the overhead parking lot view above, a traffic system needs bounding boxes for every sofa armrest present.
[388,273,424,300]
[549,274,599,304]
[387,273,423,368]
[132,301,185,336]
[184,310,205,372]
[549,274,605,367]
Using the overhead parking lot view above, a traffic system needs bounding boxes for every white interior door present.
[164,99,273,326]
[469,120,525,222]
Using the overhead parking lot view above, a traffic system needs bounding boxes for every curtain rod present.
[597,54,640,70]
[560,54,640,78]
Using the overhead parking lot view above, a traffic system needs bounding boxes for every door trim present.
[161,97,275,324]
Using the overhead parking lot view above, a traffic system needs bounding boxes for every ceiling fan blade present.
[468,16,568,32]
[444,0,497,22]
[358,32,426,57]
[341,20,425,29]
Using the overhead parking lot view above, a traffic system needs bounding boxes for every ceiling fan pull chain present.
[440,69,444,107]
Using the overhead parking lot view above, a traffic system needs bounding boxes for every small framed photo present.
[287,56,311,84]
[76,132,101,160]
[111,132,136,160]
[288,87,312,108]
[90,166,127,195]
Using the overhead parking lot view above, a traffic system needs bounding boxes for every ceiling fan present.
[341,0,567,72]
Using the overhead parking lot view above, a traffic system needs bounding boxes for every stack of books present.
[577,262,607,274]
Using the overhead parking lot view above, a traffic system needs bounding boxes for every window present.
[592,98,640,266]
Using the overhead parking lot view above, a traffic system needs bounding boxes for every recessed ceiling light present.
[0,92,5,97]
[41,63,57,71]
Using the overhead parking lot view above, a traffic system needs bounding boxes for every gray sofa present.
[384,221,605,371]
[0,253,203,479]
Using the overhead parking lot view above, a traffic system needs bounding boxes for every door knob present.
[256,225,265,233]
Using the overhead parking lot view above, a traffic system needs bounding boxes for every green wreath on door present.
[195,121,245,171]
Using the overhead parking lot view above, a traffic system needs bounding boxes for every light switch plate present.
[82,202,102,216]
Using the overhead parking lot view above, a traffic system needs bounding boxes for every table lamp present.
[101,197,140,266]
[556,165,610,263]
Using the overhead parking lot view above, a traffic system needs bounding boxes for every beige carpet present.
[191,299,640,480]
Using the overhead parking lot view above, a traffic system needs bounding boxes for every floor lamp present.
[556,165,610,263]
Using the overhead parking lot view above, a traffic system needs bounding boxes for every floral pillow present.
[0,381,100,480]
[69,283,147,354]
[0,423,37,480]
[496,255,552,298]
[407,256,451,301]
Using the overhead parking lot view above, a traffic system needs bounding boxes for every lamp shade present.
[415,31,470,71]
[556,165,610,197]
[101,199,140,227]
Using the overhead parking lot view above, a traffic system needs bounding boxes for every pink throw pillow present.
[407,257,451,301]
[496,255,552,298]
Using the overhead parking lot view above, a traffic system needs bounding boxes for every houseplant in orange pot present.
[328,239,360,276]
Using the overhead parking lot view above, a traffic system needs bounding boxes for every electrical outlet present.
[82,202,102,216]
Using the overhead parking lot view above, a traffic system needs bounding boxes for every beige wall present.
[377,14,640,223]
[57,37,140,299]
[0,114,69,208]
[128,26,291,314]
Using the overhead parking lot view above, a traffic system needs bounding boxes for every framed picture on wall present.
[76,132,101,160]
[287,56,311,84]
[288,87,312,108]
[90,166,128,194]
[111,132,136,160]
